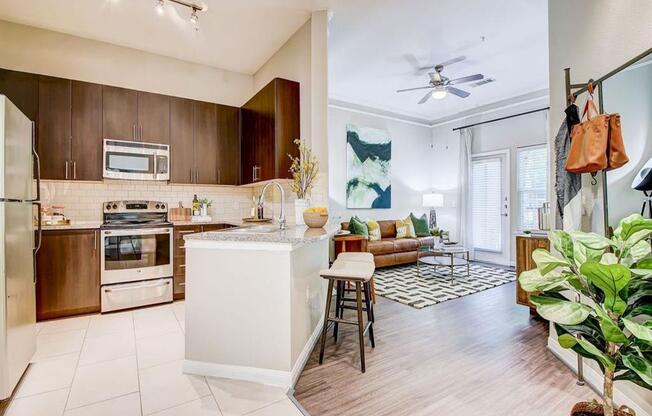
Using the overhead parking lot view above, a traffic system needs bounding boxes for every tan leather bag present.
[566,97,628,173]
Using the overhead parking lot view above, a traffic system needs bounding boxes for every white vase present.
[294,199,309,225]
[200,204,208,217]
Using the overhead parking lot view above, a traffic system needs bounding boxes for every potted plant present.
[519,214,652,416]
[288,139,319,225]
[199,198,212,217]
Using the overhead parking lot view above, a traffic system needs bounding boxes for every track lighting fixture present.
[155,0,205,25]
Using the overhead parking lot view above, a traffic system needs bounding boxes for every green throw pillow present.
[410,213,430,237]
[349,216,369,237]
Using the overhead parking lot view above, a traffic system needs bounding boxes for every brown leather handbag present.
[566,96,628,173]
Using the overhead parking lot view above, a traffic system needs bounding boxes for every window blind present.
[516,145,548,231]
[471,157,502,251]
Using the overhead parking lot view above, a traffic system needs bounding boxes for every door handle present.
[133,124,137,141]
[73,160,77,179]
[218,168,221,184]
[94,229,98,251]
[65,160,69,179]
[140,125,143,142]
[501,213,508,217]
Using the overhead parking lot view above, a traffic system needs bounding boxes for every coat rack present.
[561,47,652,387]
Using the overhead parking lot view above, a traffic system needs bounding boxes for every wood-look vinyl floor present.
[294,282,598,416]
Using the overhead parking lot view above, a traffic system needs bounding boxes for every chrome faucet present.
[258,182,286,230]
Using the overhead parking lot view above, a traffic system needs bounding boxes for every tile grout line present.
[132,312,145,416]
[60,319,90,415]
[63,391,139,413]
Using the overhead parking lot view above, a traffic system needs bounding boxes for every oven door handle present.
[102,227,173,237]
[104,280,171,293]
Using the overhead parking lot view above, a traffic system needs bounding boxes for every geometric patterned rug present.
[373,262,516,309]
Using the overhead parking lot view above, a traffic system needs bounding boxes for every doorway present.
[471,150,510,265]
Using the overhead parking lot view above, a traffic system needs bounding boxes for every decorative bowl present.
[303,212,328,228]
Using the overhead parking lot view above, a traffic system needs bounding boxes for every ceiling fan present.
[396,56,486,103]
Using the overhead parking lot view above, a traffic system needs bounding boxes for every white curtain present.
[457,128,474,255]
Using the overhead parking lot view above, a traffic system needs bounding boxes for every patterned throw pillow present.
[367,219,381,241]
[396,217,415,239]
[349,216,369,237]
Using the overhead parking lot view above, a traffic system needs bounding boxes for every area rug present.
[373,262,516,309]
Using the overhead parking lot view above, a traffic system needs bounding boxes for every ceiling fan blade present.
[437,55,466,68]
[418,90,434,104]
[450,74,484,84]
[446,86,470,98]
[396,86,433,93]
[428,72,442,83]
[404,53,432,75]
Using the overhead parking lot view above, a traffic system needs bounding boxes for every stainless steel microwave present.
[103,139,169,181]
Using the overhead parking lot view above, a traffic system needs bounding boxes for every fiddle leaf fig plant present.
[519,214,652,416]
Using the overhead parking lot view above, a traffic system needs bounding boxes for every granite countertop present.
[184,223,341,246]
[171,218,242,227]
[40,221,103,230]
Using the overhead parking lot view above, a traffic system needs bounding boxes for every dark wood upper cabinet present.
[241,78,299,184]
[170,97,195,184]
[102,85,138,141]
[38,76,71,180]
[138,91,170,144]
[0,68,38,122]
[36,229,100,321]
[193,101,218,184]
[71,81,103,181]
[216,104,240,185]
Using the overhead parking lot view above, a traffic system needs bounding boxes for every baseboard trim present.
[548,337,651,416]
[183,316,324,390]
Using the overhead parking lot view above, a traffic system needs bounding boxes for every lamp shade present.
[422,193,444,208]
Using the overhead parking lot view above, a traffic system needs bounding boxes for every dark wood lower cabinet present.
[173,224,233,299]
[36,229,100,321]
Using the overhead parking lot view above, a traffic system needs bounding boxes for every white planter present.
[294,199,309,225]
[201,204,208,217]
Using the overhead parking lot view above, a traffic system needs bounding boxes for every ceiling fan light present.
[432,87,447,100]
[156,0,165,15]
[190,8,199,24]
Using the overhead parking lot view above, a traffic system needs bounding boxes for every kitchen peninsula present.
[182,223,339,388]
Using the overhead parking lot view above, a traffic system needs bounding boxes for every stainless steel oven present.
[100,200,173,312]
[103,139,169,181]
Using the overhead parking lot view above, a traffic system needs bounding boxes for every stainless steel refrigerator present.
[0,94,41,400]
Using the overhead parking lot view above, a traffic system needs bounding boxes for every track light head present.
[156,0,165,15]
[190,7,199,24]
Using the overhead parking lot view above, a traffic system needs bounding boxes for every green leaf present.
[630,240,652,263]
[570,231,614,250]
[628,304,652,318]
[530,295,591,325]
[580,262,631,315]
[600,253,619,265]
[614,369,652,389]
[558,333,578,348]
[532,249,570,275]
[549,230,574,262]
[637,257,652,269]
[623,318,652,342]
[518,269,568,292]
[574,243,604,268]
[614,214,652,241]
[625,229,652,249]
[592,305,628,343]
[631,268,652,278]
[622,353,652,386]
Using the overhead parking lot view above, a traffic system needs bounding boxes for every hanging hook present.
[587,79,595,96]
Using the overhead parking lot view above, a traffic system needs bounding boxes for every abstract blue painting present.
[346,124,391,208]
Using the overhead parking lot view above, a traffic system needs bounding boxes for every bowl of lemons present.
[303,207,329,228]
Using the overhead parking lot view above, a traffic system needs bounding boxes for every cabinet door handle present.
[132,124,136,141]
[177,230,196,234]
[179,282,186,287]
[94,229,98,251]
[179,264,186,269]
[73,161,77,180]
[65,160,69,179]
[218,168,221,184]
[140,125,143,142]
[195,168,199,183]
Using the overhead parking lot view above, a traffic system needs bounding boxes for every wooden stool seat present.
[336,252,374,263]
[319,259,375,373]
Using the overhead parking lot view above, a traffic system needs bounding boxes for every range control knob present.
[112,204,118,209]
[161,203,166,210]
[106,204,112,210]
[155,204,161,209]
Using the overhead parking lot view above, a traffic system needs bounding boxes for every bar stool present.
[335,252,376,304]
[319,258,375,372]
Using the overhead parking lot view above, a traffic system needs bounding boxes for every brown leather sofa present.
[341,220,434,268]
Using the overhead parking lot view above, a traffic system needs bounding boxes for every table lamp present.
[422,193,444,229]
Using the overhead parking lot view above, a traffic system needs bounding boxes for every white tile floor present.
[6,302,305,416]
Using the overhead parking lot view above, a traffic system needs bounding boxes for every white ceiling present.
[0,0,327,74]
[327,0,549,124]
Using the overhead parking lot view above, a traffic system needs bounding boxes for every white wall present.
[548,0,652,234]
[0,19,253,106]
[548,1,652,413]
[328,106,433,224]
[431,96,550,264]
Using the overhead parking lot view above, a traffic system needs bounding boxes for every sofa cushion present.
[373,253,396,268]
[368,239,395,255]
[393,238,419,253]
[349,216,369,237]
[410,213,430,237]
[367,219,381,241]
[378,221,396,239]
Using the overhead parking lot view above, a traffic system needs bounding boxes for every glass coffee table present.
[416,245,470,282]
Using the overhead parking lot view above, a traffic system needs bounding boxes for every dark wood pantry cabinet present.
[71,81,103,181]
[0,68,38,122]
[35,229,101,321]
[194,100,219,184]
[170,97,195,183]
